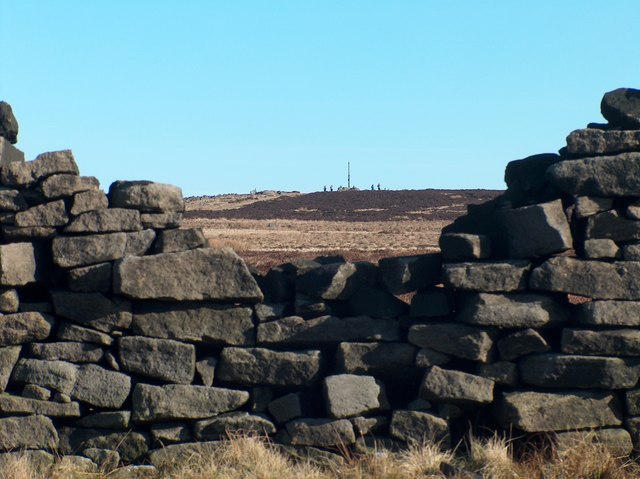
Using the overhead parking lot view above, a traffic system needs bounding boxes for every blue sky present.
[2,2,639,196]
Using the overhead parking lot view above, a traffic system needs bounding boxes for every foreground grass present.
[2,434,640,479]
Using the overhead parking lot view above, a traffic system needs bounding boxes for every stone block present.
[439,232,491,260]
[443,260,530,292]
[0,346,20,391]
[296,262,372,300]
[333,342,417,378]
[28,341,103,363]
[0,415,58,451]
[0,242,36,286]
[0,289,18,314]
[0,393,80,417]
[601,87,640,128]
[586,210,640,242]
[64,208,141,233]
[70,364,131,408]
[52,232,128,268]
[70,190,108,215]
[286,418,355,447]
[140,212,183,229]
[410,289,450,317]
[194,412,276,440]
[497,328,549,361]
[583,239,620,259]
[378,253,442,294]
[348,284,407,319]
[562,328,640,356]
[67,262,112,293]
[154,228,207,253]
[119,336,195,384]
[623,243,640,261]
[0,312,53,346]
[11,358,78,395]
[75,411,131,429]
[39,174,99,199]
[477,361,518,386]
[408,322,493,362]
[14,200,67,227]
[574,196,614,218]
[389,410,449,445]
[51,291,131,332]
[323,374,389,418]
[415,348,451,368]
[150,423,192,447]
[554,428,633,456]
[58,427,148,462]
[575,300,640,326]
[195,357,216,387]
[108,180,184,213]
[567,128,640,156]
[419,366,494,404]
[0,137,24,164]
[268,393,304,423]
[0,189,27,212]
[57,322,113,346]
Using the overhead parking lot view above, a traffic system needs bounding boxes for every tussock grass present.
[2,433,640,479]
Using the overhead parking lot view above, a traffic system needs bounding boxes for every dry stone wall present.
[2,89,640,470]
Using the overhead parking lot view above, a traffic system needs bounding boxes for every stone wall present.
[1,89,640,470]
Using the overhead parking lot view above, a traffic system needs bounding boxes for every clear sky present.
[2,2,639,197]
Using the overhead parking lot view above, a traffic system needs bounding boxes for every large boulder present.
[0,415,58,451]
[113,248,263,302]
[0,102,18,144]
[601,87,640,128]
[108,180,184,213]
[323,374,389,418]
[118,336,195,384]
[64,208,142,233]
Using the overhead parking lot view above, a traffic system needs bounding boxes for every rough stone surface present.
[131,384,250,422]
[439,233,491,260]
[114,247,263,302]
[323,374,389,418]
[40,174,99,199]
[0,393,80,417]
[601,87,640,128]
[0,346,20,391]
[0,102,18,144]
[28,341,103,363]
[443,261,530,292]
[477,361,518,386]
[147,441,223,469]
[348,285,408,319]
[585,210,640,242]
[378,254,442,294]
[567,128,640,156]
[0,289,19,314]
[500,200,572,258]
[58,427,149,462]
[0,242,36,286]
[554,428,633,456]
[389,410,449,445]
[52,232,128,268]
[217,347,322,387]
[57,322,113,346]
[0,138,24,164]
[70,189,108,215]
[51,291,131,333]
[150,423,192,447]
[286,418,356,447]
[415,348,451,368]
[296,262,365,300]
[419,366,494,404]
[119,336,195,384]
[0,415,58,451]
[0,312,53,346]
[140,212,183,229]
[75,411,131,429]
[334,342,417,378]
[22,384,51,400]
[548,153,640,196]
[0,189,27,212]
[408,323,493,362]
[194,412,277,440]
[195,357,217,387]
[132,302,254,346]
[562,328,640,356]
[574,196,613,219]
[530,257,640,300]
[495,390,622,432]
[64,208,141,233]
[108,180,184,213]
[497,328,549,361]
[456,292,568,328]
[583,238,620,259]
[67,263,112,293]
[269,393,304,423]
[258,315,399,347]
[154,228,207,253]
[575,300,640,326]
[70,364,131,408]
[519,354,638,389]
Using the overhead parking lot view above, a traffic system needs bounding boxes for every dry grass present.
[2,433,640,479]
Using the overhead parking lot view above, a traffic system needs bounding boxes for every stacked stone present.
[439,87,640,455]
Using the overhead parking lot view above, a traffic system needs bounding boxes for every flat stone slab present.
[567,128,640,156]
[0,415,58,451]
[495,390,622,432]
[562,328,640,356]
[70,364,131,408]
[114,248,263,302]
[0,242,36,286]
[419,366,494,404]
[1,149,78,187]
[497,328,549,361]
[377,254,442,294]
[0,393,80,417]
[389,410,449,445]
[131,384,249,422]
[408,322,493,362]
[333,342,417,378]
[154,228,207,253]
[64,208,142,233]
[14,200,68,227]
[52,232,128,268]
[51,291,131,333]
[75,411,131,429]
[194,412,276,440]
[67,262,112,293]
[58,427,149,462]
[257,315,399,347]
[585,210,640,242]
[39,174,99,199]
[530,257,640,300]
[70,189,108,215]
[519,353,638,389]
[119,336,195,384]
[443,261,530,292]
[28,341,103,363]
[574,300,640,326]
[456,292,569,328]
[0,312,53,346]
[323,374,389,418]
[217,347,322,387]
[132,302,254,346]
[554,428,633,456]
[108,180,184,213]
[548,152,640,196]
[286,418,356,447]
[11,358,78,394]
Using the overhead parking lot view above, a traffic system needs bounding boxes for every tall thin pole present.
[348,162,351,189]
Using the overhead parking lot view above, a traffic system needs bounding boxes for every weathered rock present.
[623,243,640,260]
[0,312,53,346]
[51,291,131,332]
[554,428,633,456]
[350,285,408,318]
[22,384,50,400]
[519,354,638,389]
[114,247,263,302]
[254,302,288,322]
[497,328,549,361]
[294,294,331,319]
[2,225,57,239]
[67,262,112,293]
[0,242,36,286]
[123,229,156,256]
[500,200,572,258]
[0,346,20,391]
[583,238,620,259]
[258,315,399,347]
[249,387,274,413]
[28,341,103,363]
[0,138,24,164]
[477,361,518,386]
[131,384,249,422]
[147,441,222,469]
[58,427,149,462]
[132,302,254,346]
[0,393,80,417]
[378,254,442,294]
[57,456,98,474]
[456,292,569,328]
[562,328,640,356]
[269,393,304,423]
[549,153,640,196]
[408,323,493,362]
[415,348,451,368]
[574,196,614,219]
[504,153,563,207]
[0,102,18,143]
[82,448,120,471]
[286,418,355,447]
[323,374,389,418]
[64,208,141,233]
[195,357,217,387]
[70,190,108,215]
[119,336,195,384]
[57,322,113,346]
[217,347,322,387]
[52,232,128,268]
[2,150,78,187]
[575,300,640,326]
[389,410,449,445]
[194,412,277,440]
[150,423,192,447]
[0,450,54,473]
[0,415,58,451]
[154,228,207,253]
[410,289,450,317]
[439,233,491,260]
[601,87,640,128]
[39,174,99,199]
[108,465,157,479]
[419,366,494,404]
[70,364,131,408]
[567,128,640,156]
[297,262,368,300]
[0,289,19,313]
[108,180,184,213]
[0,189,26,212]
[140,212,183,229]
[443,261,530,292]
[530,257,640,300]
[586,210,640,242]
[495,390,622,432]
[75,411,131,429]
[334,342,417,378]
